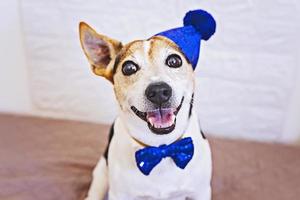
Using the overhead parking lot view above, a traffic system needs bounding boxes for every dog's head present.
[79,10,215,145]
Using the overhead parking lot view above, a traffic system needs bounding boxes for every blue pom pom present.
[183,9,216,41]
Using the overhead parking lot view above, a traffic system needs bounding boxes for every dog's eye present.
[122,61,140,76]
[166,54,182,68]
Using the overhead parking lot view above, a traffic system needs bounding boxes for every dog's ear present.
[79,22,122,82]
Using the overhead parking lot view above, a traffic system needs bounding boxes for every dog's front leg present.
[85,157,108,200]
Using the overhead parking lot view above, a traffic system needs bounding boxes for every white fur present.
[86,111,212,200]
[85,157,108,200]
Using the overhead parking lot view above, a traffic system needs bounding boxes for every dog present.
[79,9,216,200]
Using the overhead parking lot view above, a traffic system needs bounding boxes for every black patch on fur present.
[188,93,194,118]
[112,55,121,75]
[104,123,115,160]
[200,129,206,139]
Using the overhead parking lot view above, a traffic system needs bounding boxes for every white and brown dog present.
[79,9,216,200]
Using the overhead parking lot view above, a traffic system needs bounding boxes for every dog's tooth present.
[171,115,176,124]
[147,117,154,126]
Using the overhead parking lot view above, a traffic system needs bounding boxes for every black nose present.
[145,82,172,105]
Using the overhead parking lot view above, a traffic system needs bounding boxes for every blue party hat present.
[156,9,216,69]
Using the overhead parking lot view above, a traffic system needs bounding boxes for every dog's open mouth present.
[131,97,184,135]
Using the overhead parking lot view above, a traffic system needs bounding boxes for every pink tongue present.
[147,108,175,128]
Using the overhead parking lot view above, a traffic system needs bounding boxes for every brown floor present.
[0,114,299,200]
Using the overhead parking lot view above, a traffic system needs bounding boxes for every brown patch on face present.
[147,36,195,86]
[148,36,191,66]
[147,39,156,61]
[113,40,145,104]
[112,40,144,75]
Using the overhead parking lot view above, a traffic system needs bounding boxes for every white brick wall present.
[19,0,300,142]
[0,0,31,114]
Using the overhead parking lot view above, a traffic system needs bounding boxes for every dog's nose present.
[145,82,172,105]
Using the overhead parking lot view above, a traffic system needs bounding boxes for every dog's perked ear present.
[79,22,122,82]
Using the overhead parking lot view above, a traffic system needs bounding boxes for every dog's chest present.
[108,138,211,199]
[110,154,202,200]
[107,116,212,200]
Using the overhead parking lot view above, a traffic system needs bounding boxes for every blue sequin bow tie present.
[135,137,194,176]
